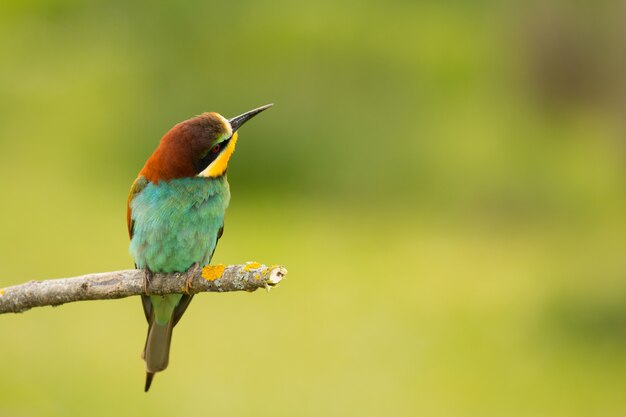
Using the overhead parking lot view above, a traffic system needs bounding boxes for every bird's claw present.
[183,263,201,295]
[142,269,154,295]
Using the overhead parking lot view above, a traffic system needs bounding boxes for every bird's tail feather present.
[143,319,174,392]
[145,372,155,392]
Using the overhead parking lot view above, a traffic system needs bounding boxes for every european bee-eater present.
[127,104,272,392]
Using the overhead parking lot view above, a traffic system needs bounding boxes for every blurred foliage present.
[1,0,626,416]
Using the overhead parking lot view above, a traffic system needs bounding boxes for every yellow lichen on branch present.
[244,262,261,271]
[202,264,225,281]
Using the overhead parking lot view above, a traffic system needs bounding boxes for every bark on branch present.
[0,262,287,314]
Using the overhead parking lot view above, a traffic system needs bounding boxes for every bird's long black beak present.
[229,103,273,133]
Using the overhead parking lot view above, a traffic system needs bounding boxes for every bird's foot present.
[183,263,201,295]
[142,269,154,295]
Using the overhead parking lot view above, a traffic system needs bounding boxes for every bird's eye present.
[212,144,221,154]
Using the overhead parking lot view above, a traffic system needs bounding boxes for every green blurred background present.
[1,0,626,416]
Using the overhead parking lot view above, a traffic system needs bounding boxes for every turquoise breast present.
[129,176,230,273]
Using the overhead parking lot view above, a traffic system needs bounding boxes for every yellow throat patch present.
[199,131,238,178]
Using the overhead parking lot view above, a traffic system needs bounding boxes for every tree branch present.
[0,262,288,314]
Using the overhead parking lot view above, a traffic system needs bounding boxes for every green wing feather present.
[127,176,148,239]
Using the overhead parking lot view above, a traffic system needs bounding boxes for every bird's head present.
[140,104,273,182]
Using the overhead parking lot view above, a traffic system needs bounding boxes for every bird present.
[126,104,273,392]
